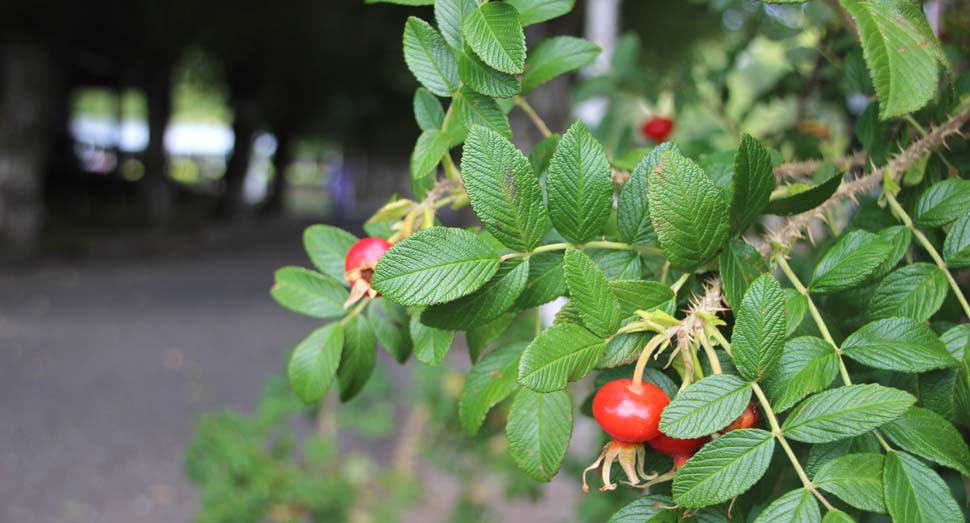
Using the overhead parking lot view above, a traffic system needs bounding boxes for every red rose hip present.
[592,378,669,443]
[343,237,392,307]
[641,117,674,143]
[721,402,760,433]
[647,432,708,458]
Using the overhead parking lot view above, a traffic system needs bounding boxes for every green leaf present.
[870,225,912,280]
[784,289,808,337]
[546,121,613,244]
[413,87,445,131]
[782,384,915,443]
[732,274,786,382]
[943,212,970,268]
[752,489,820,523]
[814,453,886,513]
[410,313,454,365]
[505,0,575,26]
[517,323,605,392]
[719,239,769,310]
[521,36,600,94]
[915,179,970,227]
[336,315,377,401]
[563,249,622,337]
[589,249,642,280]
[514,251,566,308]
[410,128,451,180]
[805,434,882,477]
[609,280,674,317]
[271,267,347,319]
[459,341,524,434]
[766,336,839,413]
[303,225,357,283]
[372,227,500,306]
[609,495,678,523]
[512,273,564,319]
[842,317,956,372]
[659,375,752,438]
[435,0,476,50]
[821,512,856,523]
[840,0,948,119]
[883,451,963,523]
[403,16,459,97]
[881,406,970,477]
[447,87,512,142]
[528,134,560,180]
[809,230,894,294]
[601,329,652,369]
[457,49,521,98]
[467,312,516,362]
[462,2,526,74]
[730,134,774,233]
[619,143,677,247]
[506,388,572,481]
[288,323,344,403]
[765,170,843,216]
[460,126,549,251]
[421,259,529,329]
[672,429,775,508]
[868,263,948,321]
[369,301,412,363]
[647,146,730,270]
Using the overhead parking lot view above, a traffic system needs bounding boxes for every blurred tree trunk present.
[0,42,57,258]
[259,127,292,215]
[143,63,173,224]
[218,95,256,218]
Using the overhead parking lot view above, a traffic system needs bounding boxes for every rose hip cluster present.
[584,378,759,491]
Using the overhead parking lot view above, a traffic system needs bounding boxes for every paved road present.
[0,227,578,523]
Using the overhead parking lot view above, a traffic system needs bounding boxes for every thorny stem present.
[772,150,867,181]
[751,382,837,512]
[774,254,853,385]
[515,96,553,138]
[759,107,970,256]
[884,191,970,320]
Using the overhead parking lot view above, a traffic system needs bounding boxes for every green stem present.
[515,96,553,138]
[774,254,895,452]
[884,192,970,320]
[502,240,665,261]
[751,382,837,512]
[709,328,732,356]
[775,253,853,385]
[903,114,928,138]
[340,297,372,325]
[442,153,461,182]
[670,272,690,294]
[698,330,722,375]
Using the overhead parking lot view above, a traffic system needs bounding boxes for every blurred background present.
[1,1,967,522]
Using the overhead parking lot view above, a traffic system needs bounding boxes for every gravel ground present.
[0,225,579,523]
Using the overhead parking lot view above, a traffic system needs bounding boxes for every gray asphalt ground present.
[0,225,578,523]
